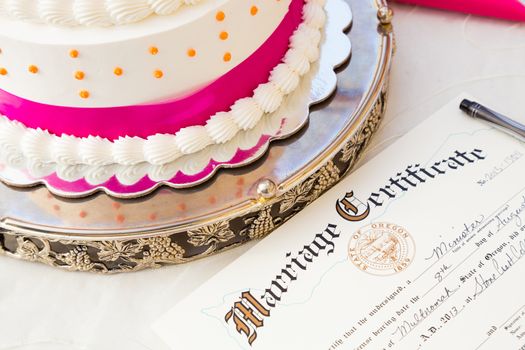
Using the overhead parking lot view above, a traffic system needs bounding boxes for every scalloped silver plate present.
[0,0,353,199]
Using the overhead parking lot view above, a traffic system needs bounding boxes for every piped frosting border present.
[0,0,326,173]
[0,0,205,27]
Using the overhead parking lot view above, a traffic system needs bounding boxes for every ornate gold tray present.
[0,0,394,273]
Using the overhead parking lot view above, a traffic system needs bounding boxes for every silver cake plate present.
[0,0,353,199]
[0,0,394,273]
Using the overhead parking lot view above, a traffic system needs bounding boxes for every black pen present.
[460,99,525,139]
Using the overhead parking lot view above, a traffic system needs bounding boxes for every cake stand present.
[0,0,394,273]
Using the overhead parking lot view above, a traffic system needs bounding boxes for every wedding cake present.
[0,0,326,189]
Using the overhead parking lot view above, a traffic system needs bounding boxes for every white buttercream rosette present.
[0,0,204,26]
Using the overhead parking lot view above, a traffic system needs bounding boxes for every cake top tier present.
[0,0,293,107]
[0,0,207,27]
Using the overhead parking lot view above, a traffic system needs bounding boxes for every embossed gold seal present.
[348,222,415,275]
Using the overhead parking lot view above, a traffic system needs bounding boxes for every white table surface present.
[0,4,524,350]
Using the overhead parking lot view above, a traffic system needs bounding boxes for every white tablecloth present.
[0,4,524,350]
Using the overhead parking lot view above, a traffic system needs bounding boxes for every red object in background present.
[393,0,525,22]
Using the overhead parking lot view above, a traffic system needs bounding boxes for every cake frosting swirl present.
[0,0,204,26]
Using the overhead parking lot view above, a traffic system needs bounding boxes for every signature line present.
[473,304,525,350]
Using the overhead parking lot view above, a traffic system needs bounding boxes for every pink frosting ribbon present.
[0,0,304,140]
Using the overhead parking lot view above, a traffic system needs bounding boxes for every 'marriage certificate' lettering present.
[153,96,525,350]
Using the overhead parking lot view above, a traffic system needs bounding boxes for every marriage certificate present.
[153,95,525,349]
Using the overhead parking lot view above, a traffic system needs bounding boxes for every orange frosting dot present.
[28,65,38,74]
[79,90,90,99]
[219,31,229,40]
[69,49,79,58]
[223,52,232,62]
[149,46,159,55]
[154,70,164,79]
[216,11,225,21]
[187,48,197,57]
[250,6,259,16]
[0,68,7,76]
[114,67,123,76]
[79,210,87,218]
[74,71,85,80]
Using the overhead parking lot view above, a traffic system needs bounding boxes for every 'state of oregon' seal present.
[348,222,415,275]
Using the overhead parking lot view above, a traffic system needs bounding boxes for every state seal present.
[348,222,415,275]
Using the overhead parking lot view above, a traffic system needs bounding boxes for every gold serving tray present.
[0,0,394,273]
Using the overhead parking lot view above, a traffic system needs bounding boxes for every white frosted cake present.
[0,0,327,193]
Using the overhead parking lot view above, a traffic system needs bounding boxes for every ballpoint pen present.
[460,99,525,139]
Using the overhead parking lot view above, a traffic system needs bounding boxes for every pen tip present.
[460,99,473,113]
